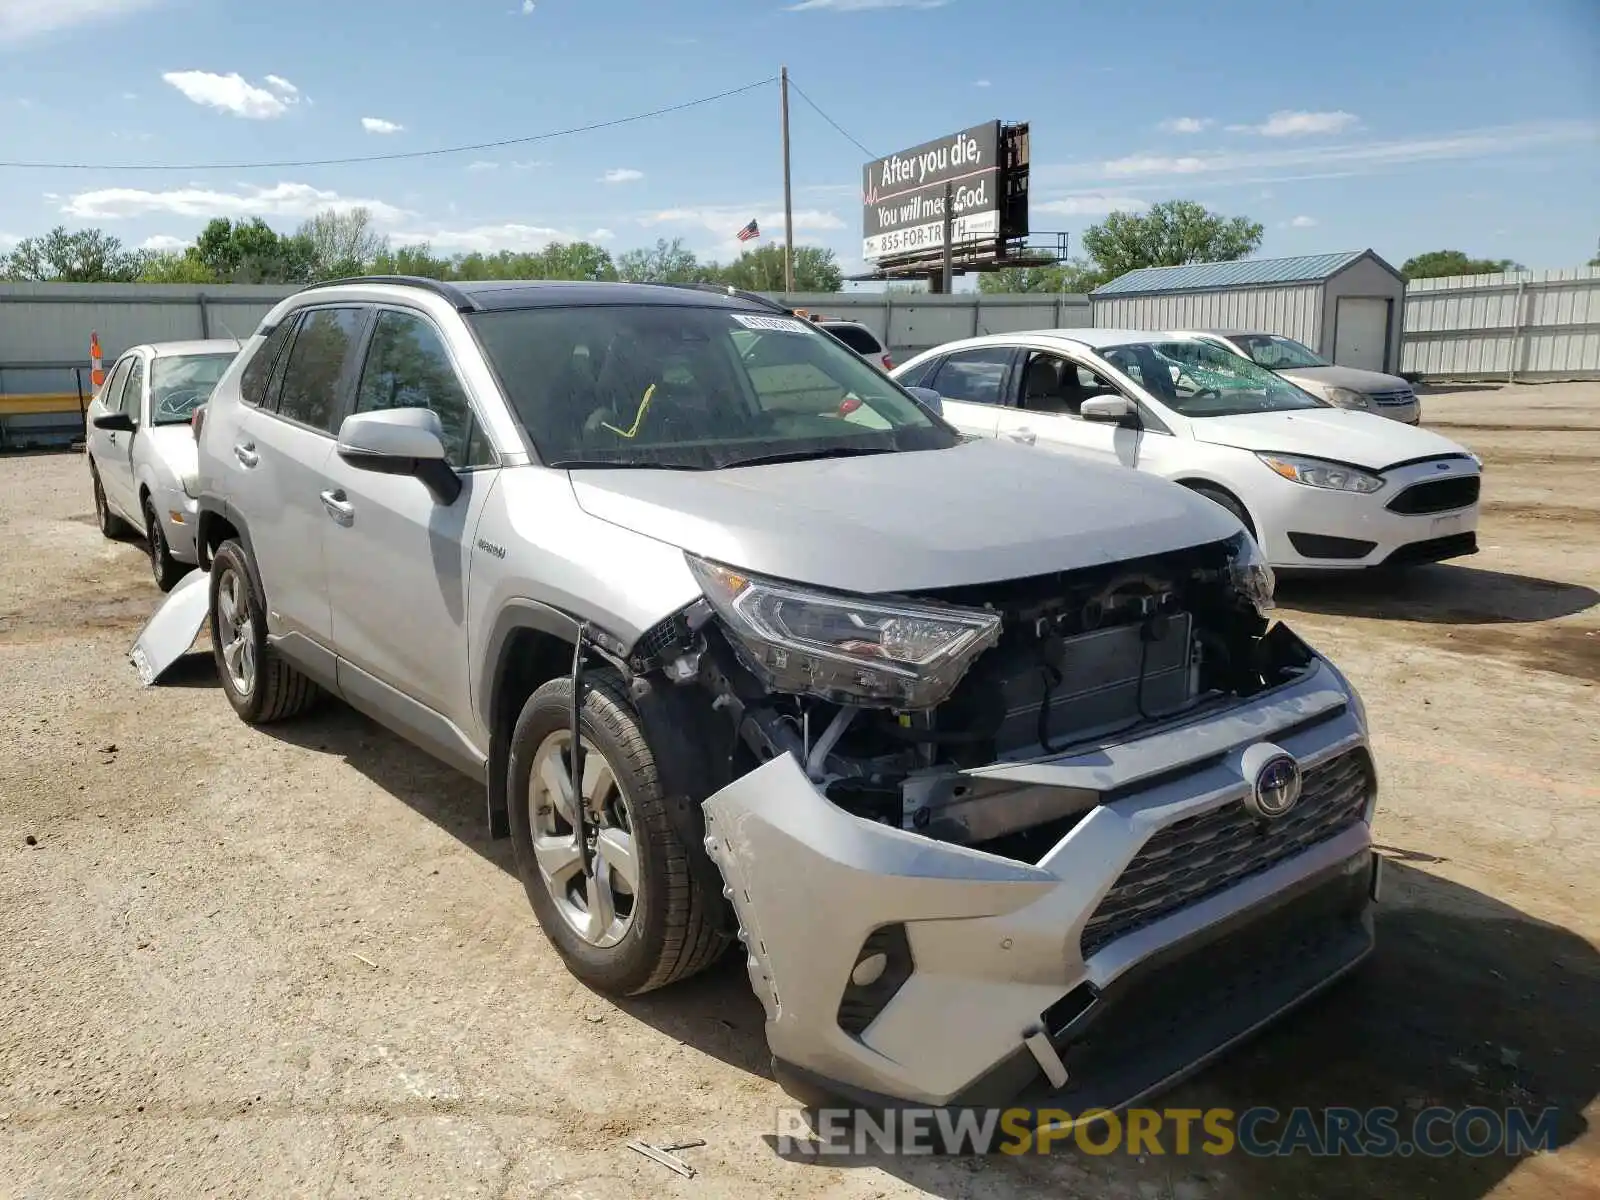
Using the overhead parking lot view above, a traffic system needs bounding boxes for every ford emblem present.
[1241,743,1303,820]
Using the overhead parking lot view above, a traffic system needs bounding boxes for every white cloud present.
[390,222,604,253]
[121,90,138,101]
[0,0,156,43]
[589,228,615,241]
[162,71,299,119]
[511,159,548,170]
[1042,119,1600,188]
[63,181,410,223]
[1159,116,1212,134]
[263,74,298,96]
[361,116,404,134]
[0,232,20,251]
[138,234,189,251]
[602,168,644,184]
[974,79,991,88]
[1289,215,1318,228]
[1229,110,1358,137]
[466,160,499,171]
[787,0,949,8]
[520,0,535,11]
[1036,195,1150,217]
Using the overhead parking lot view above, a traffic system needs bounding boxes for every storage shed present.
[1090,250,1407,374]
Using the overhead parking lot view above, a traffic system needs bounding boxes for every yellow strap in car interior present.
[601,383,656,439]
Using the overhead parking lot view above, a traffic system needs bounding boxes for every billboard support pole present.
[780,66,795,293]
[941,181,954,294]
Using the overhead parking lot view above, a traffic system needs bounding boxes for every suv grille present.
[1385,475,1480,515]
[1080,748,1372,957]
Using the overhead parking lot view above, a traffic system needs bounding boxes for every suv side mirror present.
[904,386,944,417]
[337,408,462,504]
[93,410,135,433]
[1081,395,1135,425]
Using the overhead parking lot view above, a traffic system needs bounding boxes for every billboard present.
[861,122,1003,263]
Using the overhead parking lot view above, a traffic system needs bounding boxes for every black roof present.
[298,275,789,315]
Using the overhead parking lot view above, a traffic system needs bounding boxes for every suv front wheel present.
[208,539,322,724]
[508,670,729,995]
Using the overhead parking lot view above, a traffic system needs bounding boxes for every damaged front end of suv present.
[628,528,1377,1116]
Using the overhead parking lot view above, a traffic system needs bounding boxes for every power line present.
[0,77,776,172]
[785,76,878,161]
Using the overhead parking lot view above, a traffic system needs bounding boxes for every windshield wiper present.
[718,445,898,469]
[549,459,710,471]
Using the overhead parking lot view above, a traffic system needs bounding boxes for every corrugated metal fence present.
[1401,267,1600,382]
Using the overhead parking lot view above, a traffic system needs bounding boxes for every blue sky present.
[1,0,1597,286]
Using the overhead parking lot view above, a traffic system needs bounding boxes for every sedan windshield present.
[1098,338,1328,417]
[151,353,237,424]
[467,304,958,469]
[1231,333,1329,370]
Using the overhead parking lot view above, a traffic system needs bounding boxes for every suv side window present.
[274,307,365,434]
[120,356,145,425]
[929,347,1012,405]
[824,324,883,355]
[240,320,296,408]
[353,309,488,467]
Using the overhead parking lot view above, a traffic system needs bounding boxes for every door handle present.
[1007,428,1037,445]
[234,442,259,468]
[320,488,355,525]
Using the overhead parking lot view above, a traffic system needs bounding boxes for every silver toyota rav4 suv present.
[190,276,1381,1121]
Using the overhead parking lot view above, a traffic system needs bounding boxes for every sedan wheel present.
[527,730,639,949]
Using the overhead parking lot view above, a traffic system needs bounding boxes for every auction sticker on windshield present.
[732,314,810,334]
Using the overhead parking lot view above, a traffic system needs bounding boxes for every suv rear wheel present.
[208,539,321,724]
[508,669,728,995]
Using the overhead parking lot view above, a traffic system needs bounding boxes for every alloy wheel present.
[527,730,639,948]
[215,566,256,697]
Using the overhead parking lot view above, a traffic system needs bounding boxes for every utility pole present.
[780,66,795,294]
[941,180,955,295]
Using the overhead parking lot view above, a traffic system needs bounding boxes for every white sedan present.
[891,328,1482,571]
[86,338,241,590]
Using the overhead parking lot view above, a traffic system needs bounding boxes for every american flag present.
[736,219,760,243]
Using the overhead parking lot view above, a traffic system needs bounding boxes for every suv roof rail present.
[297,275,481,312]
[646,281,796,314]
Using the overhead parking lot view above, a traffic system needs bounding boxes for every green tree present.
[615,237,710,284]
[192,217,314,283]
[1400,250,1523,279]
[370,242,453,279]
[718,243,842,292]
[2,225,144,282]
[978,259,1108,295]
[137,250,218,283]
[531,241,618,281]
[296,207,389,279]
[1081,200,1264,283]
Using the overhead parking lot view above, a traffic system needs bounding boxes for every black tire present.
[208,539,321,725]
[1188,483,1256,539]
[508,669,730,996]
[90,464,132,538]
[143,494,190,593]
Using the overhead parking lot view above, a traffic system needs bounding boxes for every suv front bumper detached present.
[701,658,1378,1116]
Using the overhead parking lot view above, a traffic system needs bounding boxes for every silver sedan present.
[86,338,241,590]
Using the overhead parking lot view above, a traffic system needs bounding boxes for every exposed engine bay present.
[627,532,1315,864]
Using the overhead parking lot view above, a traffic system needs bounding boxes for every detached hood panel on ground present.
[569,437,1241,594]
[1277,365,1411,394]
[1189,409,1470,471]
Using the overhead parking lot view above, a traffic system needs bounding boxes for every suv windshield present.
[1231,333,1329,370]
[151,352,237,424]
[468,304,958,469]
[1099,338,1328,417]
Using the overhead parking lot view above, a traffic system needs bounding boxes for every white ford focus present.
[891,329,1482,571]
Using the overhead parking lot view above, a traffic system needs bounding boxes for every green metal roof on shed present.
[1092,250,1399,296]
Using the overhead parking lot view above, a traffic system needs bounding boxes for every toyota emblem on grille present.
[1241,743,1303,820]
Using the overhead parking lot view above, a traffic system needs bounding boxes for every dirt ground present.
[2,381,1597,1200]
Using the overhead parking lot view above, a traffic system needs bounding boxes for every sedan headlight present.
[1257,452,1384,494]
[1326,387,1371,410]
[1225,529,1275,616]
[686,554,1001,709]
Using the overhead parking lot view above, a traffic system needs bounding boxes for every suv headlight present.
[1225,530,1275,616]
[1326,387,1371,410]
[686,554,1001,709]
[1257,452,1384,494]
